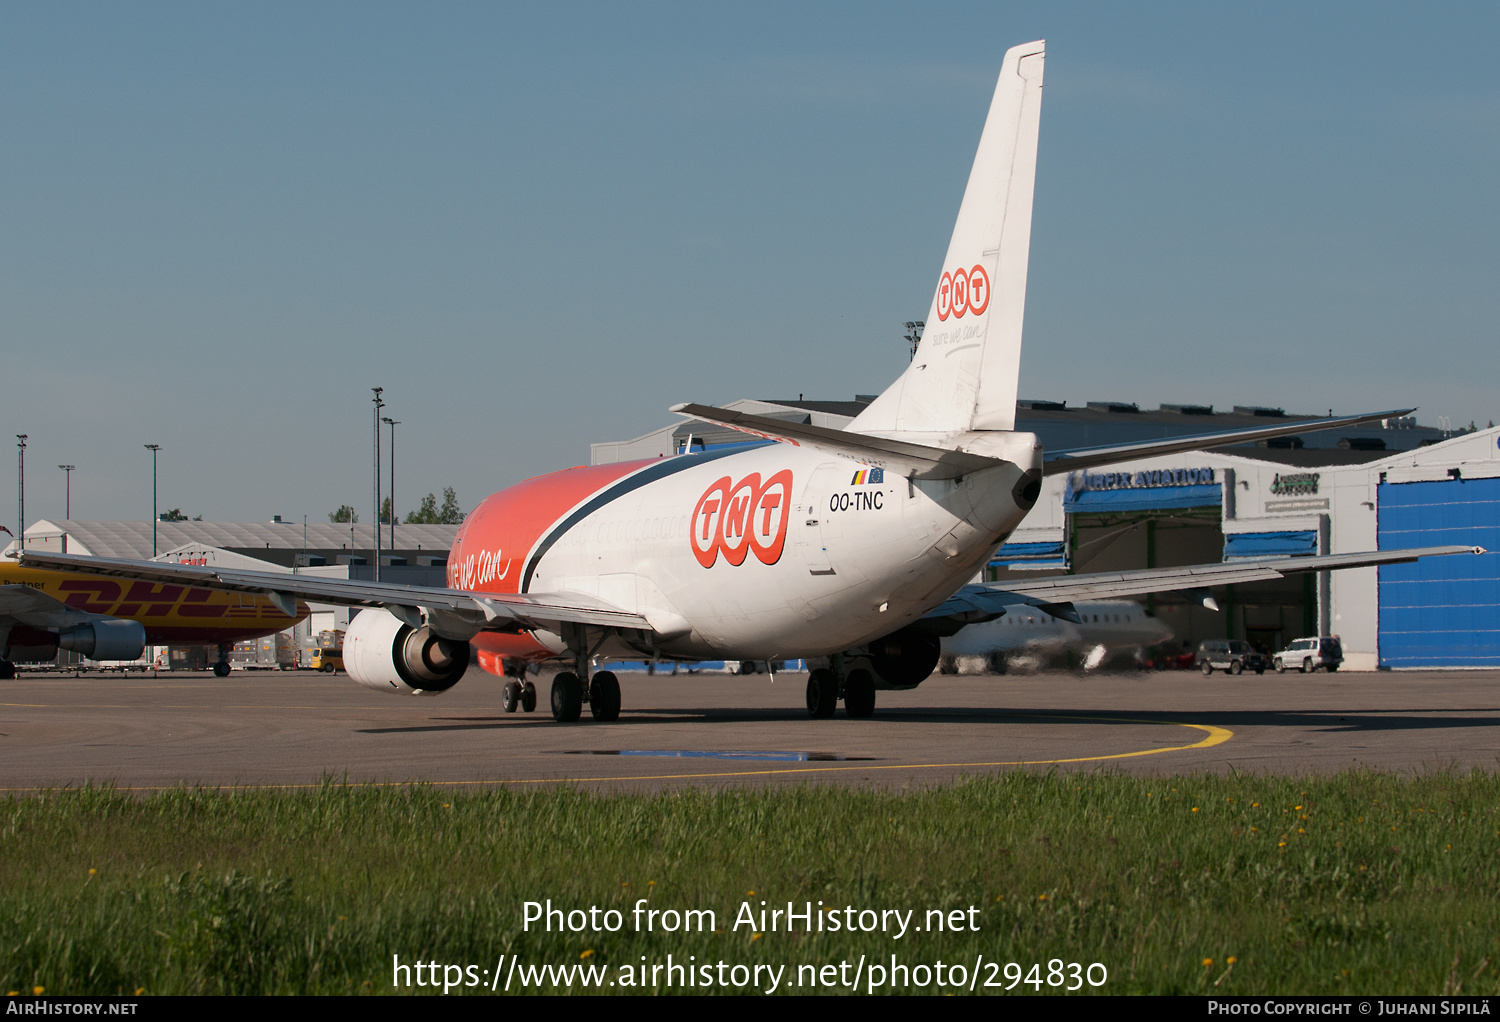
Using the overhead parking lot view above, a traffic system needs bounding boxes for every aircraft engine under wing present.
[16,551,652,642]
[922,544,1483,631]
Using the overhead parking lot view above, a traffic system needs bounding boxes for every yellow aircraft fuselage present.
[2,564,308,646]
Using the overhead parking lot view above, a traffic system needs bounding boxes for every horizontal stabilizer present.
[670,403,1000,479]
[1042,408,1414,476]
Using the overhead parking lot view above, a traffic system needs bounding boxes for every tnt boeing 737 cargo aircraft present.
[15,41,1480,721]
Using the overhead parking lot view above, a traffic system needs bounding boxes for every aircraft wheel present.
[213,661,231,678]
[938,656,958,676]
[1230,660,1243,676]
[521,682,537,712]
[1200,662,1213,676]
[1303,658,1313,674]
[843,668,876,718]
[502,681,521,713]
[0,661,14,680]
[550,672,583,723]
[589,670,621,722]
[806,669,838,719]
[986,653,1008,675]
[738,661,757,675]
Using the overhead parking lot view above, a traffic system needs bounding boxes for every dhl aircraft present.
[11,41,1481,718]
[0,563,307,678]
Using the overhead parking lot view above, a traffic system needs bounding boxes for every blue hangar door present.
[1378,476,1500,667]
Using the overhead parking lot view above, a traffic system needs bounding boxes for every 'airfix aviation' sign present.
[1072,467,1216,491]
[690,471,792,568]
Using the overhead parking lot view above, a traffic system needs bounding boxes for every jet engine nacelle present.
[862,626,942,690]
[58,619,147,661]
[344,608,470,696]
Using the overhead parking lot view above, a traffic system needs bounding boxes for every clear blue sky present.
[4,2,1496,528]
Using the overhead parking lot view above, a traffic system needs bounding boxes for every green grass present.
[2,773,1499,995]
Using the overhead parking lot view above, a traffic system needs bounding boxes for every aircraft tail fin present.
[851,40,1044,436]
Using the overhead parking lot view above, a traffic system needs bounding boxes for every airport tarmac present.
[0,667,1497,792]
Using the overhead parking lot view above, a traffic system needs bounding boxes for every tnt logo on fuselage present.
[690,470,792,568]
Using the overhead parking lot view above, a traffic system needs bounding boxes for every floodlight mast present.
[904,321,925,361]
[382,417,400,550]
[372,388,384,583]
[58,464,75,553]
[143,445,160,556]
[15,435,27,551]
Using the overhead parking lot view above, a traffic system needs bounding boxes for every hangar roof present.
[15,520,458,563]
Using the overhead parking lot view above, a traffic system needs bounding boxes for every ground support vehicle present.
[1196,640,1268,675]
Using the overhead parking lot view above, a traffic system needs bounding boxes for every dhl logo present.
[52,579,292,619]
[690,470,793,568]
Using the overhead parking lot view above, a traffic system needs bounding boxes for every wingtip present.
[668,403,690,414]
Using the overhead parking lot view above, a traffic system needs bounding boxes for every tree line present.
[328,487,464,525]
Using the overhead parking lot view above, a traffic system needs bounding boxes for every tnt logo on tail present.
[690,470,792,568]
[935,265,991,321]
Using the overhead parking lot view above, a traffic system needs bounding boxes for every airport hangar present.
[596,398,1500,671]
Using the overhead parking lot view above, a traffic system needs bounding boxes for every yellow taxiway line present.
[0,714,1233,791]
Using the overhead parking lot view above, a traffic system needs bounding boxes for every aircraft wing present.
[1041,408,1412,476]
[14,552,653,637]
[670,402,1000,480]
[921,544,1482,630]
[0,583,102,631]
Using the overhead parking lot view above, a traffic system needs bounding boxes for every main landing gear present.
[546,669,621,723]
[805,662,877,719]
[0,661,15,680]
[542,625,624,724]
[212,644,231,678]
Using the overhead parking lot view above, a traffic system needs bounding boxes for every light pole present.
[903,320,925,361]
[382,416,400,551]
[372,388,383,582]
[58,464,74,553]
[15,435,26,551]
[144,444,160,556]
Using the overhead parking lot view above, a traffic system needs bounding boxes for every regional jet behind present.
[940,600,1173,674]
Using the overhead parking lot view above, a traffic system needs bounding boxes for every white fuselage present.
[522,434,1042,661]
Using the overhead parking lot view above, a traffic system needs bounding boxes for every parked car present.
[1273,637,1343,673]
[1195,640,1268,675]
